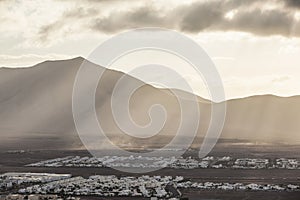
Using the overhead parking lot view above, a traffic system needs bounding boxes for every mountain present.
[0,57,299,150]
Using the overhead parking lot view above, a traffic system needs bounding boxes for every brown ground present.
[0,145,299,199]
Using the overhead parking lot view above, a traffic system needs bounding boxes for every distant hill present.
[0,57,299,150]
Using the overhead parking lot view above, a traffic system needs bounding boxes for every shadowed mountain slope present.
[0,57,299,150]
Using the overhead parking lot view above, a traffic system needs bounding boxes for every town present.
[26,155,300,170]
[1,172,299,200]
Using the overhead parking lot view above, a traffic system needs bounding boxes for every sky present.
[0,0,300,99]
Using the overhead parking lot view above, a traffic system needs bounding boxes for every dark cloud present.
[284,0,300,8]
[91,6,168,33]
[223,9,294,36]
[177,0,299,37]
[90,0,300,37]
[179,1,224,32]
[37,0,300,41]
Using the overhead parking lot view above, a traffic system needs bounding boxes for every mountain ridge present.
[1,57,299,102]
[1,57,300,150]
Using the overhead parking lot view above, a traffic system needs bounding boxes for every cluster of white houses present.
[18,175,182,198]
[0,173,71,191]
[233,158,270,169]
[1,194,78,200]
[178,181,299,191]
[27,155,300,170]
[275,158,299,169]
[1,173,299,199]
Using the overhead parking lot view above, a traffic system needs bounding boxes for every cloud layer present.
[33,0,300,43]
[1,0,299,46]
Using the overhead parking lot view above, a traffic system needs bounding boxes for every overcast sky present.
[1,0,300,99]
